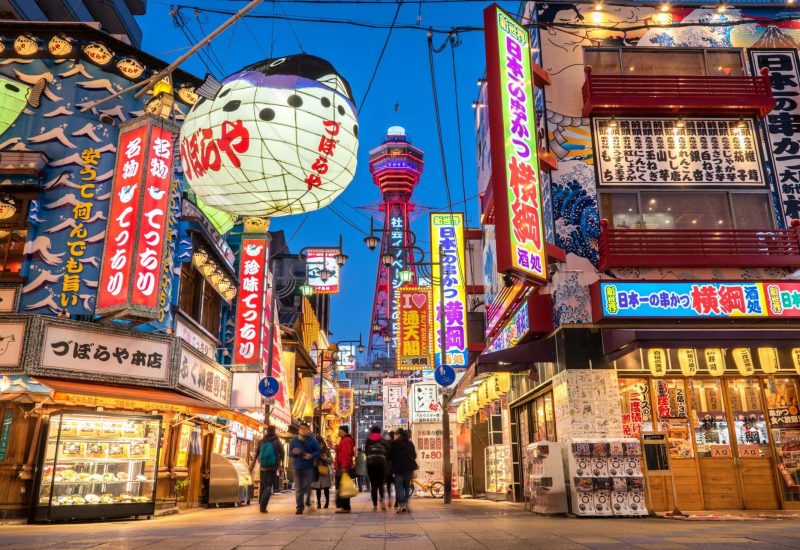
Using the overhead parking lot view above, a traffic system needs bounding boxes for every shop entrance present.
[689,378,778,510]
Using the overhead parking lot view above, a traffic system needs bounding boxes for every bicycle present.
[408,470,445,499]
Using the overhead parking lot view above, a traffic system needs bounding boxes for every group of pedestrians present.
[251,423,418,515]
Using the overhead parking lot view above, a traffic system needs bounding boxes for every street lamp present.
[381,253,393,267]
[398,269,414,284]
[364,217,380,251]
[299,284,313,296]
[319,268,332,283]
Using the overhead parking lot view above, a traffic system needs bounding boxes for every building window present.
[0,193,31,277]
[178,263,222,337]
[601,191,773,230]
[585,47,745,77]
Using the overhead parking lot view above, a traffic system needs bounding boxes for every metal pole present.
[438,243,453,504]
[80,0,264,111]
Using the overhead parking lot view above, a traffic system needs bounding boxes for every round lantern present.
[179,54,359,217]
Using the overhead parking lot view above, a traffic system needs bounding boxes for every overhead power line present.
[358,0,403,114]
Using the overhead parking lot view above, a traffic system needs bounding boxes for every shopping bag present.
[338,471,358,498]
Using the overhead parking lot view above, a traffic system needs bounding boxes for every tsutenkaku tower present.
[367,126,424,366]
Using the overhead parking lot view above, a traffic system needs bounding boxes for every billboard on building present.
[96,116,178,320]
[431,213,468,368]
[483,4,547,283]
[397,287,433,371]
[306,248,341,294]
[382,377,408,432]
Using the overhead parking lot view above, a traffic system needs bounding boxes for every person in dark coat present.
[289,422,321,514]
[388,428,417,514]
[249,425,285,513]
[365,425,389,511]
[384,431,395,507]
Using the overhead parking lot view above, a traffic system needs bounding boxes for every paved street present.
[3,493,800,549]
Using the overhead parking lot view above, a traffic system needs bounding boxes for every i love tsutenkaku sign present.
[397,287,433,371]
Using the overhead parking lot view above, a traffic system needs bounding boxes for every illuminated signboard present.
[96,115,178,320]
[337,343,356,371]
[431,213,468,368]
[410,382,442,423]
[397,287,434,371]
[233,237,269,366]
[486,301,530,353]
[483,4,547,283]
[305,248,341,294]
[594,281,800,320]
[389,205,407,350]
[336,388,354,417]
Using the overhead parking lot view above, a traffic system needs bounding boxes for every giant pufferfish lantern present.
[179,54,358,217]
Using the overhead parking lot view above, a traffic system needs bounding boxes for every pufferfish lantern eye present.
[287,94,303,108]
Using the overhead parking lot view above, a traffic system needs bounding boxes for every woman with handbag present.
[311,436,333,509]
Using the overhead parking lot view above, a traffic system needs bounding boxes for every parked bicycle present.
[408,470,445,499]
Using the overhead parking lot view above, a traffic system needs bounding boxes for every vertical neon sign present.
[431,212,468,368]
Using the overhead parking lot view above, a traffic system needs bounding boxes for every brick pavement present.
[3,491,800,549]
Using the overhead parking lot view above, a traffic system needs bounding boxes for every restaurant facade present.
[469,2,800,513]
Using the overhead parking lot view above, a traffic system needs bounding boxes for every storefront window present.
[653,379,694,458]
[544,394,555,440]
[0,193,30,277]
[619,378,654,438]
[535,399,546,442]
[600,192,639,229]
[688,379,731,458]
[727,379,770,457]
[585,47,745,77]
[763,378,800,502]
[731,194,774,229]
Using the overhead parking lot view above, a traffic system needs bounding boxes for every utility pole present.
[438,243,453,504]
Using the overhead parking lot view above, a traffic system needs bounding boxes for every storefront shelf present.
[49,436,151,442]
[45,458,154,464]
[45,480,153,485]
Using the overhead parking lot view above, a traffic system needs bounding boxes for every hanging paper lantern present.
[732,348,755,376]
[487,375,499,401]
[758,347,779,374]
[469,391,479,413]
[497,372,511,394]
[477,385,489,408]
[179,54,359,217]
[677,349,698,377]
[647,348,668,377]
[705,349,725,377]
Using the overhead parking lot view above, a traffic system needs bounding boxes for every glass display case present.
[484,444,512,501]
[34,411,162,522]
[229,456,254,505]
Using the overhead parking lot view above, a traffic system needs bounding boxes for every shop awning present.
[476,337,556,374]
[602,328,800,361]
[38,378,262,430]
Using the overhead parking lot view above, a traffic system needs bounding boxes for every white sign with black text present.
[178,345,231,406]
[593,117,764,187]
[411,382,442,423]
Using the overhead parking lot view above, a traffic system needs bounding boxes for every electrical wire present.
[328,205,369,235]
[448,32,469,227]
[357,0,403,114]
[277,0,307,52]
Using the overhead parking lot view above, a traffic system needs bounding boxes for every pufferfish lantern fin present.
[316,74,353,102]
[27,78,46,109]
[196,73,223,100]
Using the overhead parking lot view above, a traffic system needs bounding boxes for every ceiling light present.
[659,3,669,12]
[594,2,603,11]
[675,117,686,128]
[717,4,727,13]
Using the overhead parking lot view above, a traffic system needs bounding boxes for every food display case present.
[230,456,254,504]
[33,411,162,522]
[208,454,252,506]
[484,444,512,501]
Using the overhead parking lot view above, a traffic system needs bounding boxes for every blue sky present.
[140,0,517,354]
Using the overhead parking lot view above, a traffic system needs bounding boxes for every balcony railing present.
[598,219,800,271]
[582,66,775,118]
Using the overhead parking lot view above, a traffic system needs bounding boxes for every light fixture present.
[218,277,231,293]
[659,2,669,12]
[299,284,313,297]
[382,333,391,343]
[607,116,618,128]
[192,249,208,267]
[357,343,365,354]
[319,268,331,283]
[210,269,224,286]
[675,117,686,128]
[736,117,747,129]
[381,253,394,267]
[335,250,348,267]
[364,234,379,251]
[348,354,356,363]
[716,3,727,13]
[398,269,414,284]
[594,1,603,10]
[372,322,382,332]
[201,261,216,277]
[477,78,486,86]
[0,195,17,220]
[224,287,237,301]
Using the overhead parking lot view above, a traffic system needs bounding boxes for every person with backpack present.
[355,447,369,492]
[289,422,321,515]
[250,425,284,513]
[365,425,389,511]
[388,428,417,514]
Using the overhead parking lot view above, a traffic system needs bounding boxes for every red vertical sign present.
[96,124,148,313]
[233,236,269,366]
[131,125,175,309]
[96,116,179,319]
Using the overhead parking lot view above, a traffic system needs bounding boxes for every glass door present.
[763,377,800,509]
[688,378,743,509]
[726,378,780,510]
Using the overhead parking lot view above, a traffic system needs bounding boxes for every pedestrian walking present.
[388,428,417,514]
[311,435,333,508]
[289,422,321,515]
[384,431,395,507]
[355,447,370,492]
[365,425,389,511]
[334,425,356,513]
[249,425,284,514]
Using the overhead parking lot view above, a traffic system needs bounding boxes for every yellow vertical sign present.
[431,213,468,368]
